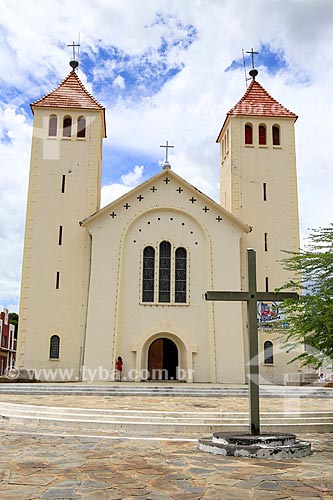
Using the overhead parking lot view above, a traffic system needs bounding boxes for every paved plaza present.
[0,391,333,499]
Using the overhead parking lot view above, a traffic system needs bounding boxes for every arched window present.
[159,241,171,303]
[48,115,58,137]
[63,116,72,138]
[272,125,280,146]
[49,335,60,359]
[142,246,155,302]
[245,124,253,145]
[264,341,273,364]
[175,247,187,303]
[259,124,266,145]
[77,116,86,138]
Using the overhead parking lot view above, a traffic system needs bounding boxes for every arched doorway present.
[148,338,178,380]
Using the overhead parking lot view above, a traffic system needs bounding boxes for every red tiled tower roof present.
[227,79,297,120]
[31,71,104,111]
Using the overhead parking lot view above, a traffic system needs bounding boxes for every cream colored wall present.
[219,115,302,384]
[17,107,103,380]
[259,329,302,385]
[83,172,246,383]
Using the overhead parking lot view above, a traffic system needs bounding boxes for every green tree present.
[9,312,19,336]
[278,224,333,368]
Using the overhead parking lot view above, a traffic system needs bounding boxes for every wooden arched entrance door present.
[148,338,178,380]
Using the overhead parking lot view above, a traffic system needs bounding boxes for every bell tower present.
[17,61,106,380]
[217,67,301,383]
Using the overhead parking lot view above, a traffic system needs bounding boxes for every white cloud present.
[0,106,31,306]
[112,75,125,90]
[1,0,333,309]
[101,165,145,207]
[101,183,131,208]
[121,165,144,186]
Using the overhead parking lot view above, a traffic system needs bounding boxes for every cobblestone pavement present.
[0,394,332,499]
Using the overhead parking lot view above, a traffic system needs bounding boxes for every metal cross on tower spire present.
[67,40,80,72]
[246,48,259,80]
[246,48,259,69]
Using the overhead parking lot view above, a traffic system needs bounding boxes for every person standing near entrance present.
[116,356,123,381]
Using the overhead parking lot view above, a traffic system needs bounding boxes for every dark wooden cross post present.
[205,248,298,435]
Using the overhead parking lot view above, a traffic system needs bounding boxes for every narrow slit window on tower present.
[259,124,266,145]
[245,124,253,145]
[58,226,63,245]
[263,182,267,201]
[142,246,155,302]
[63,116,72,138]
[56,271,60,289]
[265,277,269,292]
[264,232,268,251]
[49,335,60,359]
[48,115,58,137]
[175,247,187,303]
[264,341,274,364]
[272,125,280,146]
[61,175,66,193]
[77,116,86,138]
[159,241,171,303]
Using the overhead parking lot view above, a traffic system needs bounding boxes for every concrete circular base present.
[198,432,312,459]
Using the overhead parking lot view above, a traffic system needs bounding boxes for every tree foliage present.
[9,312,19,336]
[278,224,333,368]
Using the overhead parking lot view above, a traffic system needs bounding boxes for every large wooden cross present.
[205,248,298,435]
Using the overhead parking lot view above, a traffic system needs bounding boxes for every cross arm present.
[205,291,250,301]
[256,292,299,301]
[205,291,299,302]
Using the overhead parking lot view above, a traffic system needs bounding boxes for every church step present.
[0,383,332,398]
[1,403,333,434]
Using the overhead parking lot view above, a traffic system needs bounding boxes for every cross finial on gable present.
[160,140,174,169]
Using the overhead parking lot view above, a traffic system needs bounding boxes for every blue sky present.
[1,0,333,311]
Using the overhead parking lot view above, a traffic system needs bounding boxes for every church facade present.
[17,64,302,384]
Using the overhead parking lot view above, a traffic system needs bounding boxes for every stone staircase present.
[0,383,333,398]
[0,385,333,439]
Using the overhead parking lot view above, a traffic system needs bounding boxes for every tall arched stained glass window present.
[264,341,273,364]
[175,247,187,303]
[49,335,60,359]
[142,246,155,302]
[159,241,171,303]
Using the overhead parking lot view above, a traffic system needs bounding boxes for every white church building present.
[17,61,302,384]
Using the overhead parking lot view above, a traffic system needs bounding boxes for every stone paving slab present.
[0,393,332,499]
[0,428,333,499]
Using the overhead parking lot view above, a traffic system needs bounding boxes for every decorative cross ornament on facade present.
[205,248,298,435]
